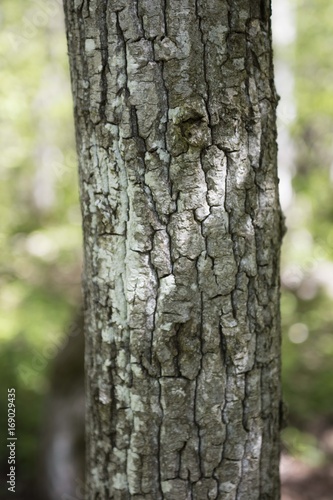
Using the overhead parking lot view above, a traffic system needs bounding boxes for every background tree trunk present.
[64,0,284,498]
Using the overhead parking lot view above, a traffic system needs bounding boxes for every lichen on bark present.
[64,0,284,498]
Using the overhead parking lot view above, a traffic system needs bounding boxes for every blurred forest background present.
[0,0,333,498]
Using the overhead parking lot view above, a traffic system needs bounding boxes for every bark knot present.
[179,115,211,148]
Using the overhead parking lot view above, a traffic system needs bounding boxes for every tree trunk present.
[64,1,284,498]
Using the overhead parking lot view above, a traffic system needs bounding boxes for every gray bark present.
[63,0,284,498]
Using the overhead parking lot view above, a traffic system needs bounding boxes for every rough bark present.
[63,0,284,498]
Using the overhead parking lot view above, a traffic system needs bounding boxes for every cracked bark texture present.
[63,0,284,498]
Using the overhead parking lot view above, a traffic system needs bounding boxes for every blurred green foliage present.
[0,0,332,491]
[279,0,333,460]
[282,427,326,466]
[0,0,81,490]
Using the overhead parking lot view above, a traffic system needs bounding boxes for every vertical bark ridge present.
[63,0,283,498]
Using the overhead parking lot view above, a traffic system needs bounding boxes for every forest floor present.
[281,453,333,500]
